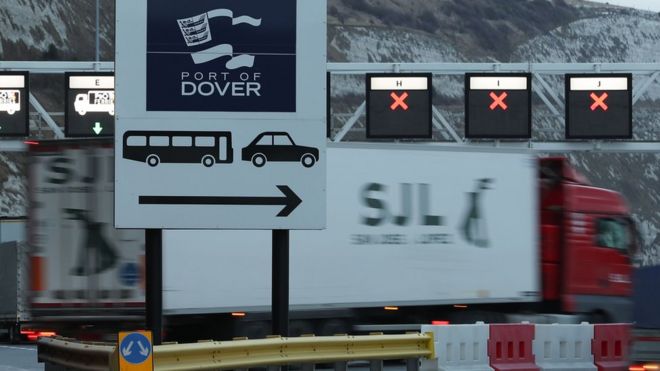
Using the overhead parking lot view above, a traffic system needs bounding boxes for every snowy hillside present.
[1,0,659,264]
[0,0,114,60]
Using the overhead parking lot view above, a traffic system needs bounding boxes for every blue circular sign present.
[120,332,151,364]
[119,263,140,287]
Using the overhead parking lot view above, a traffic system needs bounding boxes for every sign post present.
[144,230,162,345]
[116,0,327,342]
[272,230,289,339]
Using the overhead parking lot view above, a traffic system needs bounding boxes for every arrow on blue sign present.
[120,333,151,364]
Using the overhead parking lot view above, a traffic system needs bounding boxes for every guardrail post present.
[370,360,384,371]
[334,361,348,371]
[44,363,67,371]
[406,358,420,371]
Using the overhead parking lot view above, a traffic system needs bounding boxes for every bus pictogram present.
[123,131,233,167]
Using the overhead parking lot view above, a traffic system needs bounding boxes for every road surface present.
[0,344,42,371]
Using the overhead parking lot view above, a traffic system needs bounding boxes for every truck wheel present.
[588,311,609,324]
[7,109,15,115]
[8,324,20,344]
[238,321,269,340]
[289,320,314,337]
[317,319,349,336]
[78,110,86,116]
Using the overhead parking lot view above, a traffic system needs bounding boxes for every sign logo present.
[177,9,262,67]
[460,178,493,248]
[590,92,609,111]
[147,0,297,112]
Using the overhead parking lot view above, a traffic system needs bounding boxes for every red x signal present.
[590,92,609,111]
[489,92,508,111]
[390,92,409,111]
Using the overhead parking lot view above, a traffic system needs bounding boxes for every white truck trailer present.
[25,140,631,342]
[161,143,539,340]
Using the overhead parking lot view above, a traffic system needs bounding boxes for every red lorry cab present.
[540,157,635,322]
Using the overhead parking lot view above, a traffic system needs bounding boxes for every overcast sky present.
[589,0,660,12]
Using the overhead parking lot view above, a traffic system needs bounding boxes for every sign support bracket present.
[333,101,366,142]
[29,93,64,138]
[432,106,462,143]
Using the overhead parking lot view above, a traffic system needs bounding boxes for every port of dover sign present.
[115,0,327,230]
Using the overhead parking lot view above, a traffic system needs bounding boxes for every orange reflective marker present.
[118,331,154,371]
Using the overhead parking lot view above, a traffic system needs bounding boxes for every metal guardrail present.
[37,336,118,371]
[38,332,434,371]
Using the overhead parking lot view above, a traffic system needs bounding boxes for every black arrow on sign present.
[138,185,302,217]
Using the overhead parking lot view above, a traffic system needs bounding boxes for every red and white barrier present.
[420,323,632,371]
[488,323,540,371]
[421,322,493,371]
[533,323,597,370]
[592,324,630,371]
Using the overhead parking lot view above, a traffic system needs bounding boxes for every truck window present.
[595,218,630,253]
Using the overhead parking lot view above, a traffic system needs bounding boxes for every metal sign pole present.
[145,229,163,345]
[95,0,100,61]
[272,230,290,341]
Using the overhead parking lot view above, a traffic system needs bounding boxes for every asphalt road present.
[0,344,42,371]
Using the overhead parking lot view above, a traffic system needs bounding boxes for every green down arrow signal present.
[93,122,103,135]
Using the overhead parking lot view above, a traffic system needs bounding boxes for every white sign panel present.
[115,0,327,229]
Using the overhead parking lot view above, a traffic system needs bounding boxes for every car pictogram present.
[242,132,319,168]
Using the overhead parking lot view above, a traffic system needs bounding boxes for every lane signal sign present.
[366,73,432,138]
[489,91,508,111]
[565,74,632,139]
[390,92,409,111]
[590,92,609,111]
[465,73,532,139]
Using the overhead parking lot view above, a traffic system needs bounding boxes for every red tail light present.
[431,320,450,325]
[20,329,57,341]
